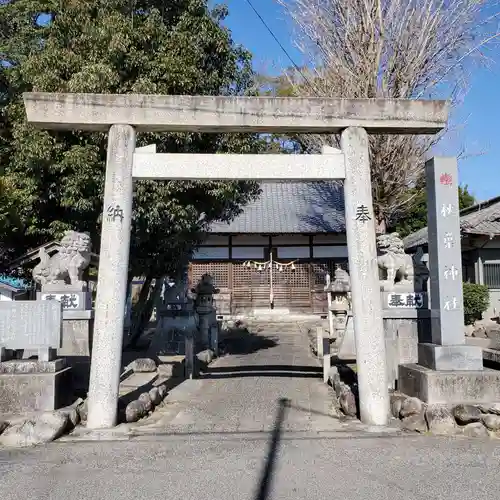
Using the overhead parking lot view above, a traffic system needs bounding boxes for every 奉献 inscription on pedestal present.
[38,291,92,311]
[386,292,426,309]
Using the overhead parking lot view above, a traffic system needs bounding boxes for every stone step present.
[119,371,158,397]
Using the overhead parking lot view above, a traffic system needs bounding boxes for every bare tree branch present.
[277,0,500,232]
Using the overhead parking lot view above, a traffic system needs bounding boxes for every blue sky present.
[217,0,500,202]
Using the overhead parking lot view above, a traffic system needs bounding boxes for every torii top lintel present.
[23,92,448,135]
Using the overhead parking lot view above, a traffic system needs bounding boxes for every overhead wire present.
[242,0,318,93]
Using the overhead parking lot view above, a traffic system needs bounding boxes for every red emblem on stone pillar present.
[440,173,453,186]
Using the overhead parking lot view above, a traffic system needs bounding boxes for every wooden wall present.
[189,259,347,315]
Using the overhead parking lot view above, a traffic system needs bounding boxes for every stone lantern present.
[191,274,220,352]
[324,264,351,340]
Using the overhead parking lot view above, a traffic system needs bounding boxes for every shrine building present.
[189,181,347,316]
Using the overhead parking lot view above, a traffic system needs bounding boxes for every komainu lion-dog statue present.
[33,230,92,290]
[376,232,428,292]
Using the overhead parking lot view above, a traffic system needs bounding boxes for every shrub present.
[462,282,490,325]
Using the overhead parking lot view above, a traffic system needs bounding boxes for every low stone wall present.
[328,364,500,437]
[391,397,500,437]
[0,401,83,448]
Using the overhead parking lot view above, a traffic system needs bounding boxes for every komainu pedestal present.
[32,230,94,390]
[32,230,94,353]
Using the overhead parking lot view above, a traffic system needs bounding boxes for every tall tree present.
[395,184,476,238]
[0,0,269,338]
[0,1,266,269]
[278,0,500,232]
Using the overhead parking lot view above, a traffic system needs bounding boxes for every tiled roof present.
[404,195,500,250]
[209,181,345,233]
[0,275,30,292]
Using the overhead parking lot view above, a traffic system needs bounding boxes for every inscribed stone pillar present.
[418,157,483,371]
[426,157,464,344]
[338,129,389,426]
[87,124,136,429]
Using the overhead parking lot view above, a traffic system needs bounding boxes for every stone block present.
[0,366,72,414]
[198,314,211,347]
[483,348,500,364]
[119,372,158,395]
[418,343,483,371]
[467,338,499,349]
[0,300,62,350]
[210,324,219,355]
[316,327,325,358]
[387,316,421,389]
[38,348,57,362]
[336,316,356,359]
[398,363,500,404]
[0,359,66,374]
[127,358,157,373]
[59,315,94,357]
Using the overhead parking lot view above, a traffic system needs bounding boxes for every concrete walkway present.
[2,426,500,500]
[3,322,500,499]
[148,321,357,434]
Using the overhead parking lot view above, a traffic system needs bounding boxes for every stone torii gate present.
[23,93,448,429]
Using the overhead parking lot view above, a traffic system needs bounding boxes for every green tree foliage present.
[0,61,22,268]
[394,184,475,238]
[0,0,276,342]
[463,282,490,325]
[0,176,21,269]
[0,1,267,279]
